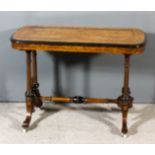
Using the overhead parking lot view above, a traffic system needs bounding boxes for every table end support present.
[117,54,134,135]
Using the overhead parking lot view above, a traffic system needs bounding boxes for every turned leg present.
[117,54,133,136]
[22,51,34,130]
[31,51,42,108]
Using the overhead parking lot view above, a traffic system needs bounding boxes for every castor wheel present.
[22,128,28,133]
[122,134,127,138]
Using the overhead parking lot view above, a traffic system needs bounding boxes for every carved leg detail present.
[32,82,42,107]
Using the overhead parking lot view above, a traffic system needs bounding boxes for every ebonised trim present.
[10,35,146,49]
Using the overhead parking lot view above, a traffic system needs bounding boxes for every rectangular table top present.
[11,26,146,54]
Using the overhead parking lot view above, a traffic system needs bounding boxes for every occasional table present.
[11,26,146,137]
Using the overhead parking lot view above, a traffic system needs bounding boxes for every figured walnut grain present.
[11,26,146,54]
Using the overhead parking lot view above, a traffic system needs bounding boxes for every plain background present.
[0,0,153,152]
[0,11,154,103]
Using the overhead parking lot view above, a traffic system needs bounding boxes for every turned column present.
[117,54,133,136]
[22,50,34,129]
[31,51,42,108]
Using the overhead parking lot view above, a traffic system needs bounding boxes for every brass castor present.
[22,128,28,133]
[122,133,127,138]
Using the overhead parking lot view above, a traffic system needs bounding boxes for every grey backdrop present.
[0,11,154,103]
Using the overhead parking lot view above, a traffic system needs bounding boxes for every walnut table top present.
[11,26,146,54]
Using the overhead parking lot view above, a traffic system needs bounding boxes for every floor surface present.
[0,103,155,144]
